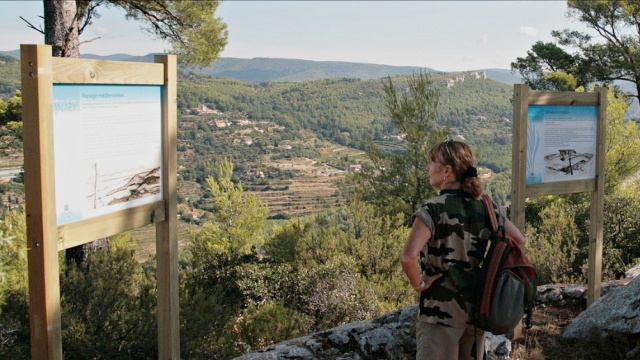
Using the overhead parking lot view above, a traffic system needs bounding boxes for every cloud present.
[518,26,538,37]
[93,25,111,37]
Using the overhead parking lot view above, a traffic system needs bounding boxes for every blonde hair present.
[428,139,483,198]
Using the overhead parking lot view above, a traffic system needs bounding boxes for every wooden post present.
[511,84,528,234]
[21,44,63,360]
[155,54,180,359]
[587,87,607,305]
[510,84,529,339]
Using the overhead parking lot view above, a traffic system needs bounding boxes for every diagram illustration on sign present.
[88,165,161,209]
[544,149,594,176]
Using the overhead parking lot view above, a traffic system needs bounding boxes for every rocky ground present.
[510,300,631,360]
[235,280,639,360]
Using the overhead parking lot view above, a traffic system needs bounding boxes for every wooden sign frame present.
[512,84,606,305]
[21,44,179,359]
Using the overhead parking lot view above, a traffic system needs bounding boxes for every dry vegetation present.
[0,152,22,168]
[513,300,632,360]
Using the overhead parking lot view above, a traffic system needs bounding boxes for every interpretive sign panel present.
[526,105,597,184]
[512,85,606,307]
[22,44,179,360]
[52,84,162,225]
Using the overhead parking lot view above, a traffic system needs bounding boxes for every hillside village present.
[175,97,504,222]
[177,105,375,221]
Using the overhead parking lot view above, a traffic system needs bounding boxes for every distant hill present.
[186,57,439,82]
[0,49,523,84]
[0,50,19,60]
[4,48,640,117]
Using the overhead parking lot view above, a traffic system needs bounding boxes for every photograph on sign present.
[53,84,163,225]
[526,105,597,184]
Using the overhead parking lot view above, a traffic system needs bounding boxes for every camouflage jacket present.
[412,189,504,328]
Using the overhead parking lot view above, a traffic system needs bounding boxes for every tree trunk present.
[44,0,106,266]
[44,0,80,58]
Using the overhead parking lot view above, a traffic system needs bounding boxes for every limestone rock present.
[563,276,640,341]
[233,280,632,359]
[484,332,511,360]
[625,263,640,279]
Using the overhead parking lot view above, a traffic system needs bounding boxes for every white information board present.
[526,105,597,184]
[53,84,163,225]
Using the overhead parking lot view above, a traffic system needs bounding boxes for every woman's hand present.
[412,273,443,293]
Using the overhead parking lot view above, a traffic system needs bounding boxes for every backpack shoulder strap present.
[481,194,498,233]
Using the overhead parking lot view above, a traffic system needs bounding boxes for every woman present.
[401,138,524,360]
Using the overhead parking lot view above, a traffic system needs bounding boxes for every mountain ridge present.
[0,49,523,84]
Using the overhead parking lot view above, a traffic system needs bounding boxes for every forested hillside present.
[176,73,513,154]
[0,55,19,98]
[175,72,515,210]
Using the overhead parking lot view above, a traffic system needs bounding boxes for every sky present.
[0,1,594,72]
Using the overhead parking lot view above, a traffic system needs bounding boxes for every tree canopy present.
[348,71,450,224]
[33,0,228,66]
[511,0,640,100]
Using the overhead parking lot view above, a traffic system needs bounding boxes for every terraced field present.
[245,156,346,218]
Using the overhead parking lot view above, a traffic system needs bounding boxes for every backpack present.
[474,194,537,334]
[448,194,537,335]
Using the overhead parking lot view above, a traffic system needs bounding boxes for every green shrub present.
[525,201,579,284]
[232,302,312,352]
[61,233,157,359]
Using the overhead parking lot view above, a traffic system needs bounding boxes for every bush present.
[231,302,312,352]
[0,288,30,359]
[525,201,579,284]
[61,234,157,359]
[301,255,379,329]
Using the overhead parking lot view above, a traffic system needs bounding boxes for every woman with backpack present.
[400,138,525,360]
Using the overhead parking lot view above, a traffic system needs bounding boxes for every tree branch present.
[19,16,45,35]
[77,1,106,35]
[125,1,187,47]
[79,37,101,45]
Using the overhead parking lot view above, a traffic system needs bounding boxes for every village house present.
[388,134,406,141]
[214,119,229,128]
[193,103,219,115]
[246,169,265,179]
[270,125,286,131]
